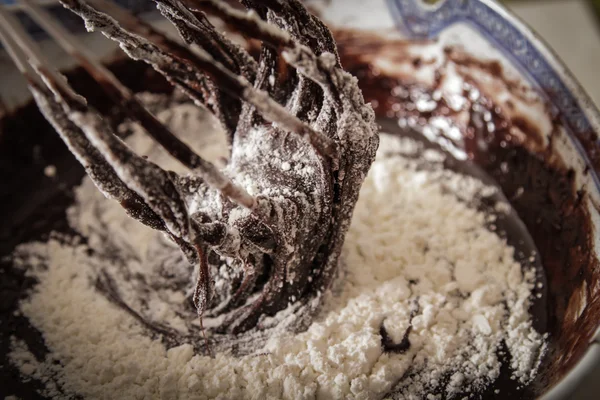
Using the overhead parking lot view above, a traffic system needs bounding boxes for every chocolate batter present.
[1,17,599,400]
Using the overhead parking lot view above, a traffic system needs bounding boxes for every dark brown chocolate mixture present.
[0,60,174,400]
[1,25,600,400]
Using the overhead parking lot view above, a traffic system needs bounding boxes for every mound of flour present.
[9,100,546,399]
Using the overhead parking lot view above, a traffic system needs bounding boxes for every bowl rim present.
[472,7,600,400]
[384,0,600,398]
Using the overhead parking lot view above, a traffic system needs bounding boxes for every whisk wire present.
[2,0,259,211]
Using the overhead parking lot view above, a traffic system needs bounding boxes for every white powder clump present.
[43,165,57,178]
[8,103,545,400]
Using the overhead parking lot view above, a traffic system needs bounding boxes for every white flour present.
[9,100,546,400]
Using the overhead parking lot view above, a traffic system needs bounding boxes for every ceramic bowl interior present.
[1,0,600,399]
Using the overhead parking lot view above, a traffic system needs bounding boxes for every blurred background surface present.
[508,0,600,108]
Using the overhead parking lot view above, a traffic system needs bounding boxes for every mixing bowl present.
[1,0,599,398]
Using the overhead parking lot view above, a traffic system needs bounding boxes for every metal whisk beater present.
[0,0,377,336]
